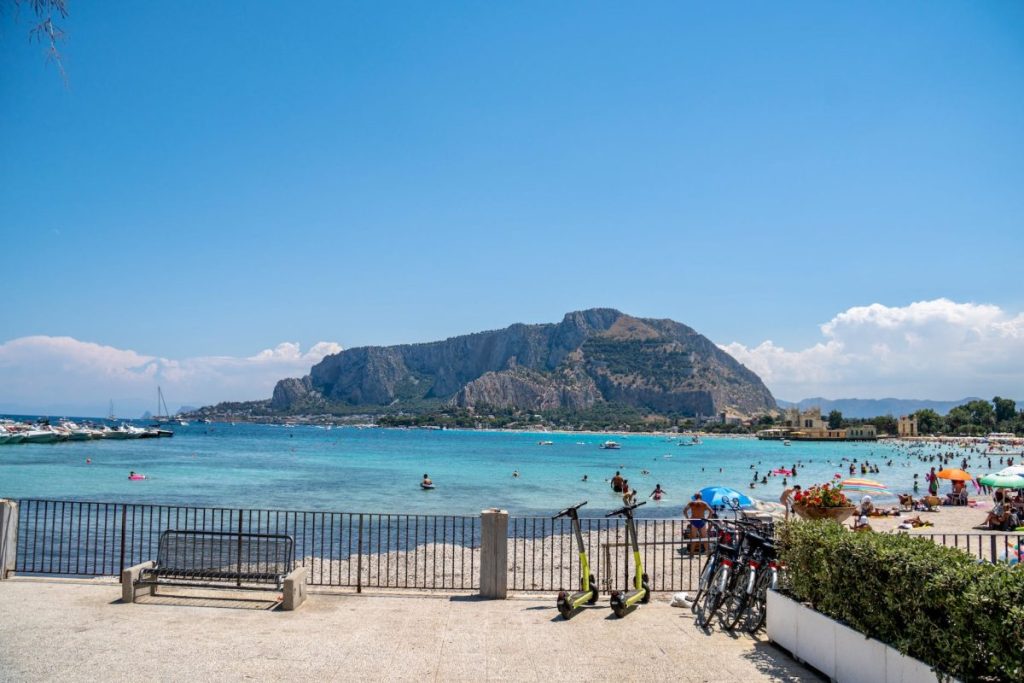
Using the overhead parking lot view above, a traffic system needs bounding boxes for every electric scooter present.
[554,501,599,619]
[606,501,651,617]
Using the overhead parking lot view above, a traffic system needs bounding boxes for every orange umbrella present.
[936,468,972,481]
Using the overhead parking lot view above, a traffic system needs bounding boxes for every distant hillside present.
[258,309,777,418]
[776,397,984,418]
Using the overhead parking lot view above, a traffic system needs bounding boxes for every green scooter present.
[607,501,651,617]
[554,501,599,619]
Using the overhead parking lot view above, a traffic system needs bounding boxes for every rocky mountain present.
[269,309,777,418]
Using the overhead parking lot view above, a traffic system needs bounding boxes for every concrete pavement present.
[0,579,821,682]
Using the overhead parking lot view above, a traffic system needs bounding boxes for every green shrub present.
[777,521,1024,682]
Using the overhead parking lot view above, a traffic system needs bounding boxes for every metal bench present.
[122,530,307,610]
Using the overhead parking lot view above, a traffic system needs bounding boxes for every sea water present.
[0,424,969,517]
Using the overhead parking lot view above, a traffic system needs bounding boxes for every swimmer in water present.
[649,484,666,500]
[512,470,520,478]
[581,474,588,482]
[422,473,433,487]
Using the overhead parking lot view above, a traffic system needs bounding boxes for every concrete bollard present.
[479,508,508,599]
[0,499,17,580]
[282,566,307,610]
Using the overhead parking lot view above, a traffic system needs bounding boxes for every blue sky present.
[1,2,1023,412]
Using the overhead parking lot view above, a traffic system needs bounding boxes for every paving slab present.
[0,578,822,682]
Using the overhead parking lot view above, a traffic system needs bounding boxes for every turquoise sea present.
[0,424,979,517]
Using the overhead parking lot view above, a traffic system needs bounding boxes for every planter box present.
[792,503,857,523]
[766,591,953,683]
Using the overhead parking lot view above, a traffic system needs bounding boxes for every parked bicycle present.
[721,528,777,632]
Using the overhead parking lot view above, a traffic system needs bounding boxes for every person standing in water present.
[421,473,433,487]
[610,471,624,493]
[649,484,666,501]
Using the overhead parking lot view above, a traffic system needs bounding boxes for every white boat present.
[538,440,554,446]
[599,440,621,450]
[21,428,60,444]
[783,440,791,446]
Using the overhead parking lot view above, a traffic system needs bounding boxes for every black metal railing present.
[507,516,747,593]
[910,531,1024,563]
[14,499,479,591]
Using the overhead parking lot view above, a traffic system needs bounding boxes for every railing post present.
[118,506,127,583]
[357,514,363,594]
[237,511,244,587]
[479,508,508,599]
[0,499,18,580]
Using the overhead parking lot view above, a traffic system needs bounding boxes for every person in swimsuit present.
[683,493,713,553]
[610,471,624,493]
[649,484,666,501]
[422,473,433,487]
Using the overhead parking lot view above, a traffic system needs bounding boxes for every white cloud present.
[720,298,1024,400]
[0,337,341,417]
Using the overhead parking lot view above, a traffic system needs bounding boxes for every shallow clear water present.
[0,424,985,516]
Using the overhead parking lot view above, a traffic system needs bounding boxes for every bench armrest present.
[121,561,155,604]
[282,566,307,611]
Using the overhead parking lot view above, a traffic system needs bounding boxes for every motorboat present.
[599,440,621,450]
[538,440,554,446]
[21,428,61,444]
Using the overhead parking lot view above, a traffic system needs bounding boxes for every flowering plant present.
[793,483,850,509]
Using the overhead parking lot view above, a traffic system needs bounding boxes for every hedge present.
[777,521,1024,682]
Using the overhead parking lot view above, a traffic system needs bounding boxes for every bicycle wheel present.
[695,564,729,629]
[742,570,773,633]
[691,556,716,613]
[722,565,753,630]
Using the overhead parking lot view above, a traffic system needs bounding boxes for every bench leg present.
[282,566,307,611]
[121,561,156,604]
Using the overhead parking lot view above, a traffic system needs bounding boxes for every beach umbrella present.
[978,473,1024,490]
[840,478,891,496]
[697,486,753,509]
[936,468,972,481]
[996,465,1024,477]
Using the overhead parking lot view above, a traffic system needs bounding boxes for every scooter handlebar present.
[553,501,588,519]
[606,501,646,517]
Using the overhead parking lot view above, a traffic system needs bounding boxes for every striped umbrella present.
[840,478,891,496]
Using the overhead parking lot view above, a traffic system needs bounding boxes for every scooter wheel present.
[587,575,599,605]
[610,592,627,618]
[556,591,574,620]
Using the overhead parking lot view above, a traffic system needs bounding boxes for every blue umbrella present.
[697,486,754,509]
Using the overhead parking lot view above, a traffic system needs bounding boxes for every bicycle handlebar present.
[553,501,588,519]
[606,501,646,517]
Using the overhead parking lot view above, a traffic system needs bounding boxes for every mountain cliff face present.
[271,309,777,417]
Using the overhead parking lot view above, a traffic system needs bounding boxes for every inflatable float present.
[773,468,794,475]
[128,474,146,481]
[421,482,435,490]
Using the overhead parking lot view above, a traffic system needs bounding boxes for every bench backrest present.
[155,530,295,581]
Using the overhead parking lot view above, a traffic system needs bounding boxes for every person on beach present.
[649,484,666,501]
[780,485,801,520]
[926,467,939,496]
[611,471,624,493]
[683,493,713,553]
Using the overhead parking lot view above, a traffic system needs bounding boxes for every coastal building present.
[756,407,877,441]
[897,415,918,437]
[845,425,878,440]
